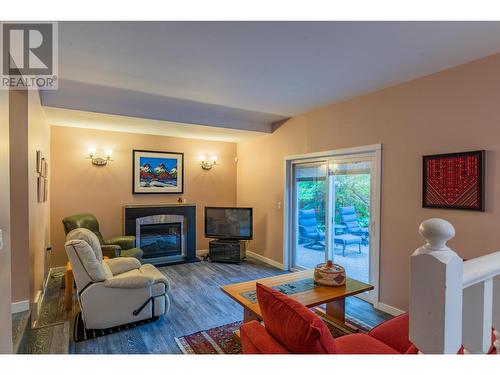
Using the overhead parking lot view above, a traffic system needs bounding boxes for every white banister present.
[462,279,493,353]
[494,276,500,354]
[410,218,463,354]
[463,252,500,288]
[461,253,500,353]
[410,218,500,355]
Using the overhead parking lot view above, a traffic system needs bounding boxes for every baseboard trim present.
[32,266,56,324]
[42,267,53,296]
[11,300,30,314]
[30,267,61,327]
[375,302,406,316]
[32,290,43,324]
[246,251,285,270]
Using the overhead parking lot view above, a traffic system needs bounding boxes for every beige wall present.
[9,90,51,307]
[237,116,308,264]
[50,126,237,266]
[9,90,29,303]
[237,53,500,311]
[0,90,13,353]
[28,91,51,304]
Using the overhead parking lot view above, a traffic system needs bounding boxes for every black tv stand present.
[208,239,246,263]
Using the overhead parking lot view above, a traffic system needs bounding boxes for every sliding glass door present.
[292,161,328,269]
[328,157,372,284]
[289,150,379,303]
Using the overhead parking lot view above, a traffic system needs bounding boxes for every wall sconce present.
[87,147,113,166]
[200,155,218,170]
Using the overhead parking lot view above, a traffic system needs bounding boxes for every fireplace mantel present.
[123,204,198,266]
[123,203,196,209]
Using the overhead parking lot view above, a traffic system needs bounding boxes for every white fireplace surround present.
[136,214,187,265]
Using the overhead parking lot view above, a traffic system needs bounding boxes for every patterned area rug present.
[174,313,373,354]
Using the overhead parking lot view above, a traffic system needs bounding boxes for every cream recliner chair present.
[65,228,170,329]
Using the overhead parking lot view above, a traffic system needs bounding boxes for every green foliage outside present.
[298,174,370,230]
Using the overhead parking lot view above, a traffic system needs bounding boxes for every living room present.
[1,2,500,373]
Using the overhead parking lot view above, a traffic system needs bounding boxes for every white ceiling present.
[46,21,500,141]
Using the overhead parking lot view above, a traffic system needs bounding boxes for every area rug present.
[174,313,373,354]
[73,311,158,342]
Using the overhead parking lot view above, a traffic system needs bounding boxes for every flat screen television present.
[205,207,253,240]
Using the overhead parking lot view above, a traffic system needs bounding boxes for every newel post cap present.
[419,218,455,250]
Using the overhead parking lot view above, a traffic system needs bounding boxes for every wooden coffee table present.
[221,269,373,325]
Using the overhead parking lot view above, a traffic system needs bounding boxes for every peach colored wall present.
[28,90,51,305]
[237,116,308,265]
[237,53,500,311]
[9,90,51,309]
[50,126,237,266]
[0,89,13,353]
[9,89,30,303]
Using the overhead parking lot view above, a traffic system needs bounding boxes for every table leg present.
[243,307,261,323]
[233,329,241,343]
[326,298,345,324]
[65,269,73,311]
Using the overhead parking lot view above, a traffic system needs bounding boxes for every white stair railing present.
[462,252,500,353]
[410,218,500,354]
[409,218,463,354]
[494,276,500,354]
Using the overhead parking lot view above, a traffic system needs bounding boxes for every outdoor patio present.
[295,242,369,283]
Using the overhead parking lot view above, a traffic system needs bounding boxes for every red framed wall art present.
[422,150,485,211]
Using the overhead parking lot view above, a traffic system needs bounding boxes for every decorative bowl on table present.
[313,260,346,287]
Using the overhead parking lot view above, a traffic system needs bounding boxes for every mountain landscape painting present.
[140,156,177,187]
[133,150,184,194]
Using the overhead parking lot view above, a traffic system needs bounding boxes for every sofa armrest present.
[101,244,121,258]
[105,236,135,250]
[103,274,154,289]
[240,321,289,354]
[368,312,412,354]
[105,257,141,275]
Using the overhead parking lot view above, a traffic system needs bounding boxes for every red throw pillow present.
[256,283,337,354]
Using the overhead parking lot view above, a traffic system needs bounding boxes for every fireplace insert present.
[139,222,182,258]
[136,214,186,264]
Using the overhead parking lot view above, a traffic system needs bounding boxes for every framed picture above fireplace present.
[133,150,184,194]
[422,150,485,211]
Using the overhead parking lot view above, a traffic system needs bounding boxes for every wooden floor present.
[12,310,30,353]
[22,259,391,354]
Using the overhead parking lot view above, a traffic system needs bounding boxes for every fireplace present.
[124,204,197,266]
[136,214,186,264]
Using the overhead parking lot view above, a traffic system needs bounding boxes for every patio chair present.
[339,206,369,243]
[334,234,362,256]
[298,209,325,250]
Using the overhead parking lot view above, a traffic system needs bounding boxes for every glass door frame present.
[283,144,382,305]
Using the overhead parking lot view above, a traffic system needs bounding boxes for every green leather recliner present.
[62,213,143,260]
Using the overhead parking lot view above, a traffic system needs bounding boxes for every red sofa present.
[240,283,497,354]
